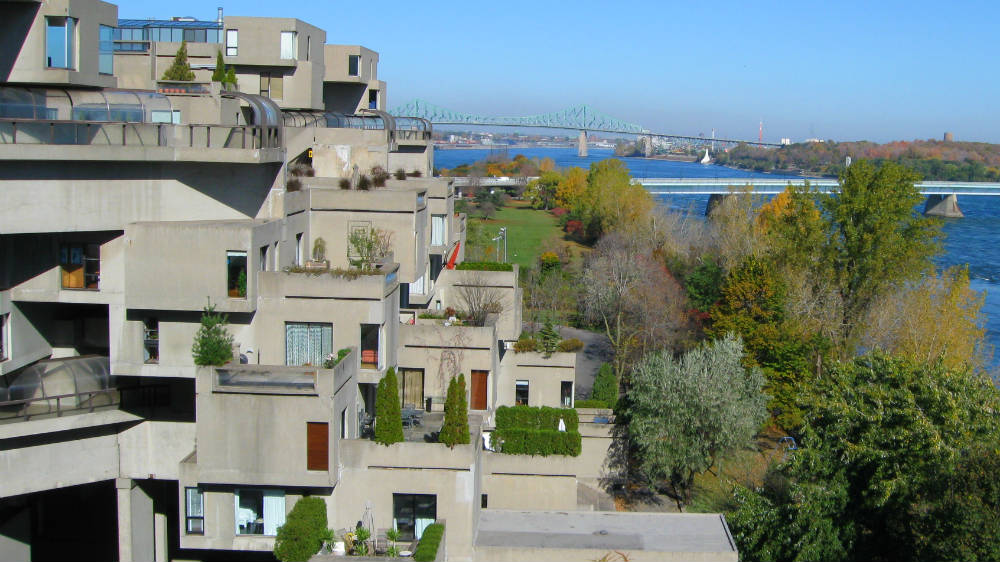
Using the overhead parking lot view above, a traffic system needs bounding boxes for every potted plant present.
[305,237,329,271]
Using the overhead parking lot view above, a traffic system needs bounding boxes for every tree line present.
[504,157,995,561]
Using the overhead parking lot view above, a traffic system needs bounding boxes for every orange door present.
[471,370,488,410]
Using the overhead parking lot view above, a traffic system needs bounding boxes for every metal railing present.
[0,118,281,150]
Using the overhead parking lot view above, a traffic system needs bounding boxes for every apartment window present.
[294,233,304,266]
[431,215,446,246]
[0,313,8,362]
[227,251,247,298]
[259,73,283,100]
[306,36,311,61]
[561,381,574,408]
[280,31,297,59]
[306,422,329,471]
[515,380,529,406]
[341,407,349,439]
[259,245,269,272]
[235,489,285,536]
[360,324,380,370]
[393,494,436,541]
[143,318,159,364]
[99,25,114,75]
[285,322,332,367]
[185,488,204,534]
[225,29,238,56]
[46,17,76,69]
[348,54,360,76]
[368,90,378,110]
[150,109,181,124]
[60,243,99,290]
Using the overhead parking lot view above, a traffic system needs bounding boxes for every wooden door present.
[306,422,329,471]
[471,370,488,410]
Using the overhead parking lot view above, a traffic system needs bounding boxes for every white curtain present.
[431,215,445,246]
[415,517,434,539]
[263,490,286,536]
[280,32,297,59]
[286,323,332,366]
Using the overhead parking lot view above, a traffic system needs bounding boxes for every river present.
[436,147,1000,369]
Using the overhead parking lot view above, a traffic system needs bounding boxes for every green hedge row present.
[413,523,444,562]
[455,261,513,271]
[574,399,607,409]
[495,405,579,433]
[494,428,582,457]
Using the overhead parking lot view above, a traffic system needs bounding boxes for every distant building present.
[944,131,955,142]
[780,138,791,145]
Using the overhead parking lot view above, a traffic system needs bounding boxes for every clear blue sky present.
[117,0,998,143]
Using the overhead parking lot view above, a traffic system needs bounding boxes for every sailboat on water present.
[700,149,712,164]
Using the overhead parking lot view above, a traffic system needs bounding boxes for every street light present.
[491,227,507,262]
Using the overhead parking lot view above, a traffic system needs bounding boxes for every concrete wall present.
[482,453,579,511]
[309,128,391,177]
[336,439,479,560]
[0,294,54,376]
[2,0,118,88]
[322,45,382,113]
[497,352,577,409]
[0,160,282,235]
[398,323,498,410]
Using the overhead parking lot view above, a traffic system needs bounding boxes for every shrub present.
[574,399,607,409]
[236,269,247,298]
[406,170,423,178]
[412,523,444,562]
[273,497,331,562]
[338,178,351,190]
[311,237,326,262]
[512,338,538,353]
[495,405,578,433]
[357,175,371,190]
[539,251,561,273]
[286,177,302,192]
[439,375,470,447]
[493,428,582,456]
[591,363,618,410]
[455,261,513,271]
[323,347,351,369]
[191,301,234,366]
[371,166,390,187]
[374,367,404,445]
[394,168,407,180]
[557,338,584,352]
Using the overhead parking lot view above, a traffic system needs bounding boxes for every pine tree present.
[211,50,226,82]
[374,367,404,445]
[191,300,234,366]
[439,375,470,447]
[161,41,195,81]
[224,67,238,90]
[539,320,560,357]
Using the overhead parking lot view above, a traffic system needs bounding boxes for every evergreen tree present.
[161,41,195,81]
[273,497,332,562]
[590,362,618,410]
[224,67,238,90]
[191,300,234,366]
[439,375,470,447]
[211,50,226,82]
[374,367,403,445]
[539,320,560,357]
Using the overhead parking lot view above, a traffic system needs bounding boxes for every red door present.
[470,371,488,410]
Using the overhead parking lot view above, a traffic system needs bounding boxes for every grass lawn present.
[472,200,588,268]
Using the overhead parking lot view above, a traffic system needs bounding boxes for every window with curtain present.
[393,494,436,541]
[280,31,297,59]
[235,489,285,536]
[225,29,238,56]
[285,322,332,366]
[431,215,446,246]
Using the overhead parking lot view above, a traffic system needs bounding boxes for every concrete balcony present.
[258,264,399,302]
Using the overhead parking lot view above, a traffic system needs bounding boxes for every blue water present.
[437,147,1000,366]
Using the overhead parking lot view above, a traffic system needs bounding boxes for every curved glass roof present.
[0,356,113,405]
[282,110,387,130]
[118,18,221,29]
[0,86,172,122]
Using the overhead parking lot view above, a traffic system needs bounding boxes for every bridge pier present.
[924,194,963,218]
[644,135,654,157]
[578,130,588,158]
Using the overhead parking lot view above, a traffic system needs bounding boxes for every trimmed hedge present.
[413,523,444,562]
[455,261,513,271]
[493,428,582,457]
[574,399,607,409]
[495,405,578,433]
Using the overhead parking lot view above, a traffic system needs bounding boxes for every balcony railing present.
[0,119,281,150]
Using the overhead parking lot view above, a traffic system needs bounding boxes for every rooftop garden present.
[455,261,513,271]
[492,405,581,457]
